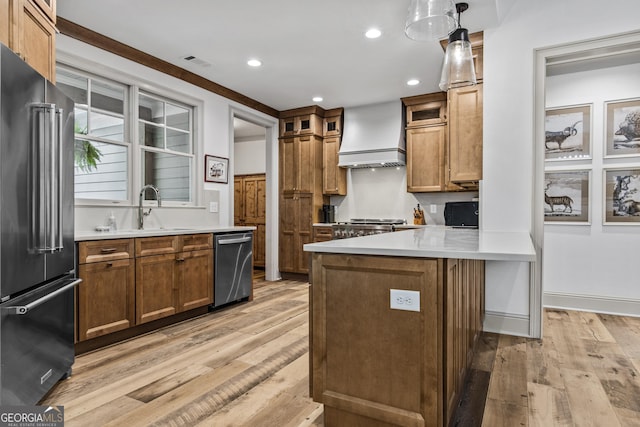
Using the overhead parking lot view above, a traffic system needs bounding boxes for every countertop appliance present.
[214,231,253,307]
[331,218,406,239]
[444,201,479,228]
[0,44,79,405]
[322,204,336,224]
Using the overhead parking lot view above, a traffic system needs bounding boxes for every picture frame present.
[544,104,591,161]
[544,169,590,224]
[604,98,640,158]
[603,168,640,224]
[204,155,229,183]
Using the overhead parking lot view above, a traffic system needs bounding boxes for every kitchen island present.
[303,227,535,427]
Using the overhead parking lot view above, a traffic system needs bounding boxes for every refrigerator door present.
[0,275,79,405]
[43,81,75,281]
[0,45,48,298]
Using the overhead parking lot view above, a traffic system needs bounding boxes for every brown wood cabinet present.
[310,253,484,426]
[279,111,323,137]
[279,107,326,274]
[313,225,333,242]
[0,0,56,81]
[406,125,447,192]
[77,239,135,342]
[136,234,213,324]
[322,109,346,196]
[234,174,266,267]
[448,84,483,188]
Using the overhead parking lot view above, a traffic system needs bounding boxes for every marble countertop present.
[75,225,256,241]
[303,226,536,262]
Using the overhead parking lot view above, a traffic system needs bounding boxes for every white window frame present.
[57,58,203,209]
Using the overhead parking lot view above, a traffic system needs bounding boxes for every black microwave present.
[444,201,479,228]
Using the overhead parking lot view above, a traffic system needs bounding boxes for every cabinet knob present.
[176,257,185,262]
[106,262,113,268]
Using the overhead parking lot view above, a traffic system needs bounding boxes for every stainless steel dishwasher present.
[214,231,253,307]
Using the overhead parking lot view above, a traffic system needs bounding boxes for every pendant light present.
[404,0,457,41]
[439,2,476,91]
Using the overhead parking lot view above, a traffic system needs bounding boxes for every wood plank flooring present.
[42,279,640,426]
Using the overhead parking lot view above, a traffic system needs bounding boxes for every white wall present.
[331,168,477,225]
[483,0,640,335]
[543,62,640,314]
[58,35,276,232]
[234,138,266,175]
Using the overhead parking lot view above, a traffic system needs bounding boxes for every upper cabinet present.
[322,108,346,196]
[0,0,56,81]
[279,110,323,137]
[448,84,483,187]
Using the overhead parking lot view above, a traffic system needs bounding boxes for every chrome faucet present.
[138,184,162,229]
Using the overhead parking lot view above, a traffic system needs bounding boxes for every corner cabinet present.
[0,0,56,81]
[279,106,327,274]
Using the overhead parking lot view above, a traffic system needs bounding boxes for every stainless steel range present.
[331,219,406,239]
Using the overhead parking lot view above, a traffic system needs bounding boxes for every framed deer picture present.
[545,104,591,161]
[603,168,640,224]
[604,98,640,158]
[544,170,590,224]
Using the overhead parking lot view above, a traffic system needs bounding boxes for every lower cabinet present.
[77,239,135,342]
[77,233,213,341]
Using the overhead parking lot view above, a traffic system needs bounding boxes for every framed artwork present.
[605,98,640,158]
[544,170,590,224]
[603,168,640,224]
[545,104,591,161]
[204,155,228,183]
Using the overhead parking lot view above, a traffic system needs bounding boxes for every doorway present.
[233,117,268,280]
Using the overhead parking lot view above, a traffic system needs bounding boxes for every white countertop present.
[303,226,536,262]
[75,226,255,241]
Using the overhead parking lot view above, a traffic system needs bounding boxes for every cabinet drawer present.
[313,226,333,242]
[78,239,134,264]
[180,233,213,252]
[135,236,179,257]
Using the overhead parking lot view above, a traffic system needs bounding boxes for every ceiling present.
[57,0,503,112]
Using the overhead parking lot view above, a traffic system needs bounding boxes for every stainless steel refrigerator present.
[0,44,80,405]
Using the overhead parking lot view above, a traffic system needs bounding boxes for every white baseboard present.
[544,292,640,317]
[483,311,531,337]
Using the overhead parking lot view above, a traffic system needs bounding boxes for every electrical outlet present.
[390,289,420,312]
[430,204,437,214]
[209,202,219,213]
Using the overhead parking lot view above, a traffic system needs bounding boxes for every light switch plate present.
[390,289,420,312]
[209,202,219,213]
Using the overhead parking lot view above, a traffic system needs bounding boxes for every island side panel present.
[311,253,444,427]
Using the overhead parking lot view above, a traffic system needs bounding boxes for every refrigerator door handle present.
[30,103,63,254]
[2,279,81,315]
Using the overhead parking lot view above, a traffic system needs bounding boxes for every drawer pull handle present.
[100,248,118,253]
[106,262,113,268]
[176,258,185,262]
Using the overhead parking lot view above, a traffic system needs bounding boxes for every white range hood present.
[338,100,405,168]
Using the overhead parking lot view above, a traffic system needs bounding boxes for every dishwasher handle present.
[3,278,81,315]
[217,236,252,245]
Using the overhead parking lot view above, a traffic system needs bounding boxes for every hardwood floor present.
[43,279,640,426]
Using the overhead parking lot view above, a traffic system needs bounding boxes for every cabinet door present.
[0,0,13,48]
[244,175,266,223]
[279,194,297,272]
[280,137,297,192]
[136,253,177,324]
[448,84,483,184]
[177,249,213,312]
[30,0,54,23]
[407,126,446,192]
[323,136,346,195]
[77,258,135,341]
[297,135,315,193]
[445,258,462,422]
[253,224,266,267]
[406,100,446,127]
[295,193,313,273]
[20,0,55,81]
[234,176,243,224]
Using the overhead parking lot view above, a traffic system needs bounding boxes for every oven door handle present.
[217,236,252,245]
[3,279,82,315]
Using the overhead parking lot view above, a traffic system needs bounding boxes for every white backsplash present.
[75,190,221,233]
[329,167,478,225]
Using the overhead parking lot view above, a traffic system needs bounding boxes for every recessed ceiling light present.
[247,59,262,67]
[407,79,420,86]
[365,28,382,39]
[312,96,323,102]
